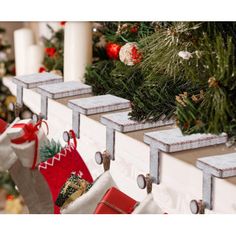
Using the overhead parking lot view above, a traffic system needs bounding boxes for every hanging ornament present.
[106,42,121,60]
[38,66,46,73]
[116,23,128,35]
[130,25,139,33]
[60,21,66,26]
[45,47,56,58]
[119,42,142,66]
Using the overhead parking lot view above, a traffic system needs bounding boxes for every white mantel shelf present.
[3,76,236,214]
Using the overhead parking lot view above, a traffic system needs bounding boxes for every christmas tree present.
[41,22,65,74]
[0,27,16,122]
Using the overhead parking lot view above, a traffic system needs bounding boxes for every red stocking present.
[38,131,93,214]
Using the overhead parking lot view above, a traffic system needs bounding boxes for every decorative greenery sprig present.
[176,33,236,137]
[85,60,144,101]
[140,22,201,79]
[40,139,63,163]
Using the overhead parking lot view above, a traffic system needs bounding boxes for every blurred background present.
[0,22,65,213]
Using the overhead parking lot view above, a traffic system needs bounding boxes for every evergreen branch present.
[40,139,63,163]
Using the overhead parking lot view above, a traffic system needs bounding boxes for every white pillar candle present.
[26,44,44,74]
[14,28,34,76]
[64,22,92,83]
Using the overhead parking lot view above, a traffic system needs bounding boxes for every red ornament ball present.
[45,47,56,58]
[6,195,14,201]
[38,66,46,73]
[130,25,138,33]
[60,21,66,26]
[106,42,121,60]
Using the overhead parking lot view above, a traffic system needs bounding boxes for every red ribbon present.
[11,120,49,170]
[67,130,77,148]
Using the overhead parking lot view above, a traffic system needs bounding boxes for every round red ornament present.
[38,66,46,73]
[6,195,14,201]
[106,42,121,60]
[60,21,66,26]
[130,25,138,33]
[45,47,56,58]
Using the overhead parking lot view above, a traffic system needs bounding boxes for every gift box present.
[7,119,48,169]
[94,187,138,214]
[61,171,117,214]
[7,119,33,140]
[0,118,19,171]
[0,118,8,134]
[55,172,93,208]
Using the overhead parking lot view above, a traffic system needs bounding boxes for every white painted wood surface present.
[144,128,227,152]
[68,95,131,115]
[101,111,174,133]
[3,76,236,214]
[37,81,92,99]
[12,72,63,88]
[197,153,236,178]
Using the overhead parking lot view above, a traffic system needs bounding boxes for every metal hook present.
[32,113,45,125]
[63,131,72,143]
[63,130,77,148]
[190,199,205,214]
[95,150,111,172]
[137,173,153,194]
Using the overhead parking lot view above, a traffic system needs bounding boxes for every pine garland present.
[100,22,156,43]
[87,22,236,139]
[85,60,144,101]
[140,22,201,79]
[129,75,200,122]
[176,32,236,137]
